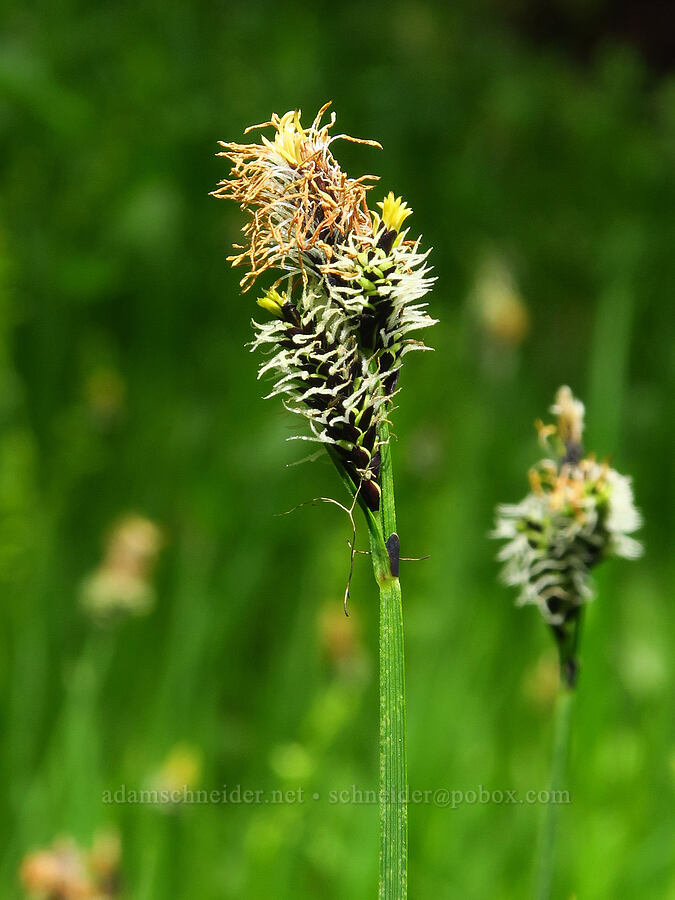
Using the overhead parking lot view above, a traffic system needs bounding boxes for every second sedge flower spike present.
[493,386,642,682]
[213,104,436,512]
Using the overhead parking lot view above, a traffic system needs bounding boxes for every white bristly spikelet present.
[213,105,437,512]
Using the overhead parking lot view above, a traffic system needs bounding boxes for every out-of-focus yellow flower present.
[142,743,204,812]
[256,287,287,317]
[105,515,163,581]
[152,743,203,794]
[472,254,530,345]
[375,192,413,234]
[262,110,307,166]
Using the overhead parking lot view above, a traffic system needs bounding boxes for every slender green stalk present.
[376,572,407,898]
[370,418,407,900]
[378,419,397,540]
[534,687,574,900]
[331,418,408,898]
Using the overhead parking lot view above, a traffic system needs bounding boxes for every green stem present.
[328,416,408,898]
[534,687,574,900]
[378,418,397,539]
[376,569,407,899]
[373,418,407,899]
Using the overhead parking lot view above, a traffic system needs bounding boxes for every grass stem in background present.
[534,687,574,900]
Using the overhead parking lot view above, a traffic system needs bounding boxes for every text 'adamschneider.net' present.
[103,785,571,808]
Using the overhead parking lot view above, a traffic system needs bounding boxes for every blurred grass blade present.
[534,688,574,900]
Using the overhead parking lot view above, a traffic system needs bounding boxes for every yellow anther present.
[256,287,287,317]
[376,191,413,233]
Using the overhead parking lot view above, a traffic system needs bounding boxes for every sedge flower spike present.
[213,103,436,513]
[214,107,435,895]
[492,386,642,686]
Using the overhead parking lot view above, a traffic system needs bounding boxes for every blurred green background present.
[1,0,673,897]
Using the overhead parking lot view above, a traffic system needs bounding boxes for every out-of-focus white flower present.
[80,515,163,623]
[493,388,642,627]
